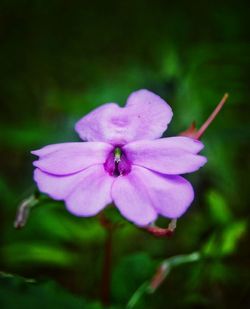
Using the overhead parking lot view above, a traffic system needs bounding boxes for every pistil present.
[114,147,121,163]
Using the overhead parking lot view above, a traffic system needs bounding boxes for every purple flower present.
[32,90,207,226]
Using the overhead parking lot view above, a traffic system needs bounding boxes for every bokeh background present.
[0,0,249,308]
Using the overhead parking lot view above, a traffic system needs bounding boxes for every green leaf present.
[0,272,103,309]
[206,190,232,225]
[203,220,247,257]
[3,243,77,267]
[220,220,247,255]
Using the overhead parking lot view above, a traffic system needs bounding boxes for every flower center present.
[104,147,131,176]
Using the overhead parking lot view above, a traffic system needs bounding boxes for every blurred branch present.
[127,252,201,309]
[149,252,200,292]
[0,271,36,284]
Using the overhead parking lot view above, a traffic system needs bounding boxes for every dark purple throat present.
[104,147,131,176]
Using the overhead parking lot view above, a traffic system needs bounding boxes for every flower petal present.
[75,89,173,144]
[124,137,207,175]
[111,167,158,226]
[34,168,87,200]
[34,165,114,216]
[32,142,113,175]
[131,166,194,218]
[125,89,173,140]
[65,165,114,216]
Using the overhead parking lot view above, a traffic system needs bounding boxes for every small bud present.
[14,193,39,229]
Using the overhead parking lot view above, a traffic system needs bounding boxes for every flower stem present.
[194,93,229,140]
[145,219,177,237]
[100,214,114,306]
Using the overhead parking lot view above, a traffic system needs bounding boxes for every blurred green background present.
[0,0,249,308]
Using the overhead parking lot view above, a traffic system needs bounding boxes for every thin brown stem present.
[101,228,113,305]
[99,214,114,306]
[194,93,229,140]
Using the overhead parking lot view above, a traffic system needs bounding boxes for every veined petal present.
[111,167,158,226]
[124,137,207,175]
[32,142,113,175]
[75,89,173,144]
[131,166,194,218]
[65,165,114,216]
